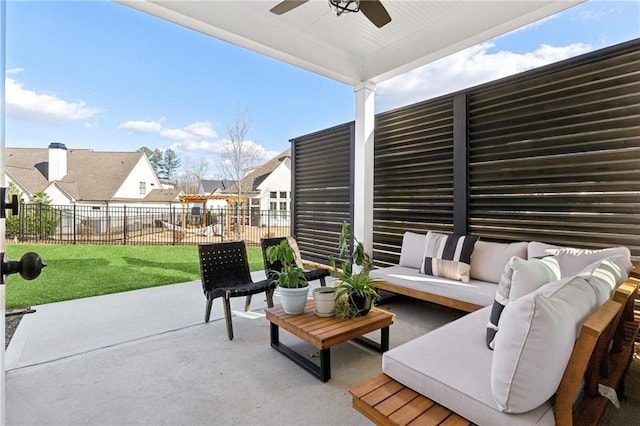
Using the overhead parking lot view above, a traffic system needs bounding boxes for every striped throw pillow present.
[419,232,478,283]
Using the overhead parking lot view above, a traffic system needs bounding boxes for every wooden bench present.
[350,278,639,426]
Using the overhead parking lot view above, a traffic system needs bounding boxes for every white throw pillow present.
[485,256,561,349]
[398,231,426,269]
[490,275,598,413]
[470,241,528,284]
[509,257,561,301]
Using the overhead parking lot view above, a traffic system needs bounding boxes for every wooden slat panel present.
[374,98,455,266]
[467,39,640,261]
[292,122,354,264]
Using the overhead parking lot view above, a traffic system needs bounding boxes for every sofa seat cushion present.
[383,307,555,425]
[370,266,497,307]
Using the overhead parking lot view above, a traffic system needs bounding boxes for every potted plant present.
[313,286,337,317]
[266,239,309,314]
[331,222,380,318]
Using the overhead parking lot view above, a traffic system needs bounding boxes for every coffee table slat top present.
[266,300,394,349]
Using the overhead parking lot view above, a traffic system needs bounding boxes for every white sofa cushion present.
[490,275,598,413]
[486,256,561,349]
[420,232,478,283]
[398,231,426,269]
[528,243,632,278]
[471,241,528,284]
[370,266,497,307]
[383,307,555,425]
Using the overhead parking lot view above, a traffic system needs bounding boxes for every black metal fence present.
[8,203,291,246]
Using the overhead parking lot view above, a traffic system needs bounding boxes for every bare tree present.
[177,156,210,194]
[218,107,264,239]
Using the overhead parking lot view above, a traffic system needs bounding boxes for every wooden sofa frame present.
[350,277,639,426]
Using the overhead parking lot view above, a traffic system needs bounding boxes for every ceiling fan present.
[270,0,392,28]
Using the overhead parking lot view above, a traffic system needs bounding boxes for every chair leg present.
[320,276,327,287]
[224,295,233,340]
[244,295,252,312]
[204,299,213,322]
[266,288,274,308]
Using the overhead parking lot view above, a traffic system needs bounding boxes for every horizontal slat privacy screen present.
[373,99,455,266]
[291,39,639,265]
[292,123,354,264]
[467,40,640,258]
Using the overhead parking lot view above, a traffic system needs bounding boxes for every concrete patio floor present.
[5,272,639,425]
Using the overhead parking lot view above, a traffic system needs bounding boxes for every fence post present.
[38,202,43,241]
[172,206,176,245]
[123,205,127,245]
[73,204,77,244]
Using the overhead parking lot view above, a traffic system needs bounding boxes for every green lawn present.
[5,244,264,310]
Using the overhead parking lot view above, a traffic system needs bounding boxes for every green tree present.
[159,149,181,180]
[24,191,59,239]
[138,146,163,174]
[5,182,24,238]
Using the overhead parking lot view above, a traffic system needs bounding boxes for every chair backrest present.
[198,241,253,293]
[260,237,286,280]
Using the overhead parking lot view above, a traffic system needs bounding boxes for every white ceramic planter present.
[313,287,337,317]
[278,286,310,314]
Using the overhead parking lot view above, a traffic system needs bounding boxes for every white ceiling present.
[117,0,584,86]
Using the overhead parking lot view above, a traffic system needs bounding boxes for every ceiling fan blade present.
[359,0,391,28]
[270,0,309,15]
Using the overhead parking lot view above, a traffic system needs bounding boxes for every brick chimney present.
[48,142,67,181]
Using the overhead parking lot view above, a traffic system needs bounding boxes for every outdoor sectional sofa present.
[352,231,639,425]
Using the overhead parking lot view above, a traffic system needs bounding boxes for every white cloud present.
[377,42,593,111]
[159,128,193,140]
[6,67,24,75]
[184,121,217,138]
[118,120,162,134]
[6,77,102,124]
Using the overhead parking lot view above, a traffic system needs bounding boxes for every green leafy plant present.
[266,239,308,289]
[331,221,380,318]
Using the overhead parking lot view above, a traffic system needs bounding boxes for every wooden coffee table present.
[266,300,394,382]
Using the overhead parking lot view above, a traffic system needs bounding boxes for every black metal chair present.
[260,237,329,286]
[198,241,276,340]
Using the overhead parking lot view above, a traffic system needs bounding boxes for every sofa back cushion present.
[470,241,528,284]
[399,232,426,269]
[528,243,632,278]
[490,275,598,413]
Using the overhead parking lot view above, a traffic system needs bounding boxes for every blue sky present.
[4,0,639,178]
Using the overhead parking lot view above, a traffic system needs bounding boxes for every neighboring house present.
[6,143,180,208]
[198,179,235,211]
[225,148,292,227]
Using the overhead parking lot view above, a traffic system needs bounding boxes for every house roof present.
[226,148,291,194]
[143,189,183,203]
[6,147,145,201]
[117,1,583,86]
[200,179,235,194]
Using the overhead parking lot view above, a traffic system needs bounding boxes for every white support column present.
[0,0,7,421]
[353,81,375,256]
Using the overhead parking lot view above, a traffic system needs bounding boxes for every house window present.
[280,191,287,199]
[270,191,277,199]
[270,202,277,210]
[139,182,146,195]
[279,201,287,211]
